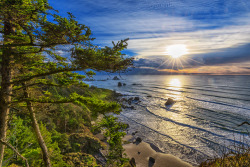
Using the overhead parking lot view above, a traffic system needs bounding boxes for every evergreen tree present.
[0,0,133,166]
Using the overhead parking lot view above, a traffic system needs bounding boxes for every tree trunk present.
[22,84,52,167]
[0,21,14,166]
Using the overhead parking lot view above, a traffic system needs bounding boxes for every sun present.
[166,44,188,58]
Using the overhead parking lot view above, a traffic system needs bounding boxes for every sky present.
[50,0,250,75]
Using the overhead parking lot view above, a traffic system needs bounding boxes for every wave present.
[119,113,208,156]
[144,107,246,139]
[186,96,250,111]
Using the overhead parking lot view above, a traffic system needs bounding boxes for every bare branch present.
[0,139,29,167]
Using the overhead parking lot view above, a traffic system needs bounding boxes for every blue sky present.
[50,0,250,74]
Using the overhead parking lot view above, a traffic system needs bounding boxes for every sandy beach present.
[123,136,193,167]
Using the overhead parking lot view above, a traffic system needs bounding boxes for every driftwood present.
[0,139,29,167]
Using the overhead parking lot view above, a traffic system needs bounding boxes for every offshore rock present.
[118,82,122,87]
[165,98,175,105]
[134,97,139,101]
[113,76,120,80]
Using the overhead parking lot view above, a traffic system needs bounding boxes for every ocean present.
[86,75,250,165]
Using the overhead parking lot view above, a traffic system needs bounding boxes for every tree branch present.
[0,42,70,48]
[10,67,82,85]
[0,139,29,167]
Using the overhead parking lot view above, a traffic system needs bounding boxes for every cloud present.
[50,0,250,74]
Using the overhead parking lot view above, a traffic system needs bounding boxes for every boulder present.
[132,131,138,136]
[135,137,142,143]
[134,97,139,101]
[129,158,136,167]
[113,76,120,80]
[148,157,155,166]
[165,98,175,105]
[118,82,122,87]
[123,83,126,86]
[128,97,133,101]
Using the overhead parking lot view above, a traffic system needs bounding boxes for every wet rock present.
[134,97,140,101]
[132,131,138,135]
[132,83,142,86]
[118,82,122,87]
[123,83,126,86]
[129,158,136,167]
[113,76,120,80]
[128,97,133,101]
[135,137,142,143]
[121,104,127,109]
[165,98,175,105]
[148,157,155,166]
[120,98,127,102]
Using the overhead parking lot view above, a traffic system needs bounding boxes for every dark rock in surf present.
[128,97,133,101]
[134,97,139,101]
[132,131,138,135]
[113,76,120,80]
[123,83,126,86]
[165,98,175,105]
[132,83,142,86]
[135,137,142,143]
[118,82,122,87]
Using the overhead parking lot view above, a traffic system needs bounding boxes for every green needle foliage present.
[94,115,129,167]
[0,0,133,166]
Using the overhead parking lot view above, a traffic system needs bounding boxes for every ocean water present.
[87,75,250,165]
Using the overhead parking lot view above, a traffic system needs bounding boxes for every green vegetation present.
[94,115,129,166]
[200,153,249,167]
[0,0,133,166]
[200,133,250,167]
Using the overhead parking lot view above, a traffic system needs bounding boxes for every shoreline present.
[114,92,194,167]
[122,135,193,167]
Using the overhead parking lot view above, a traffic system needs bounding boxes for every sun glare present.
[166,44,188,58]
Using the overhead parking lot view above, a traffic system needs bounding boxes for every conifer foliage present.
[0,0,133,166]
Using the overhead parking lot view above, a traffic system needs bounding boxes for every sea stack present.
[165,98,175,105]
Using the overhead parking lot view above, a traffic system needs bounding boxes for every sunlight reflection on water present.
[167,78,182,101]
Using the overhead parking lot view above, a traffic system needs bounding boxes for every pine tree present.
[0,0,133,166]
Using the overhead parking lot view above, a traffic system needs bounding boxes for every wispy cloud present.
[51,0,250,74]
